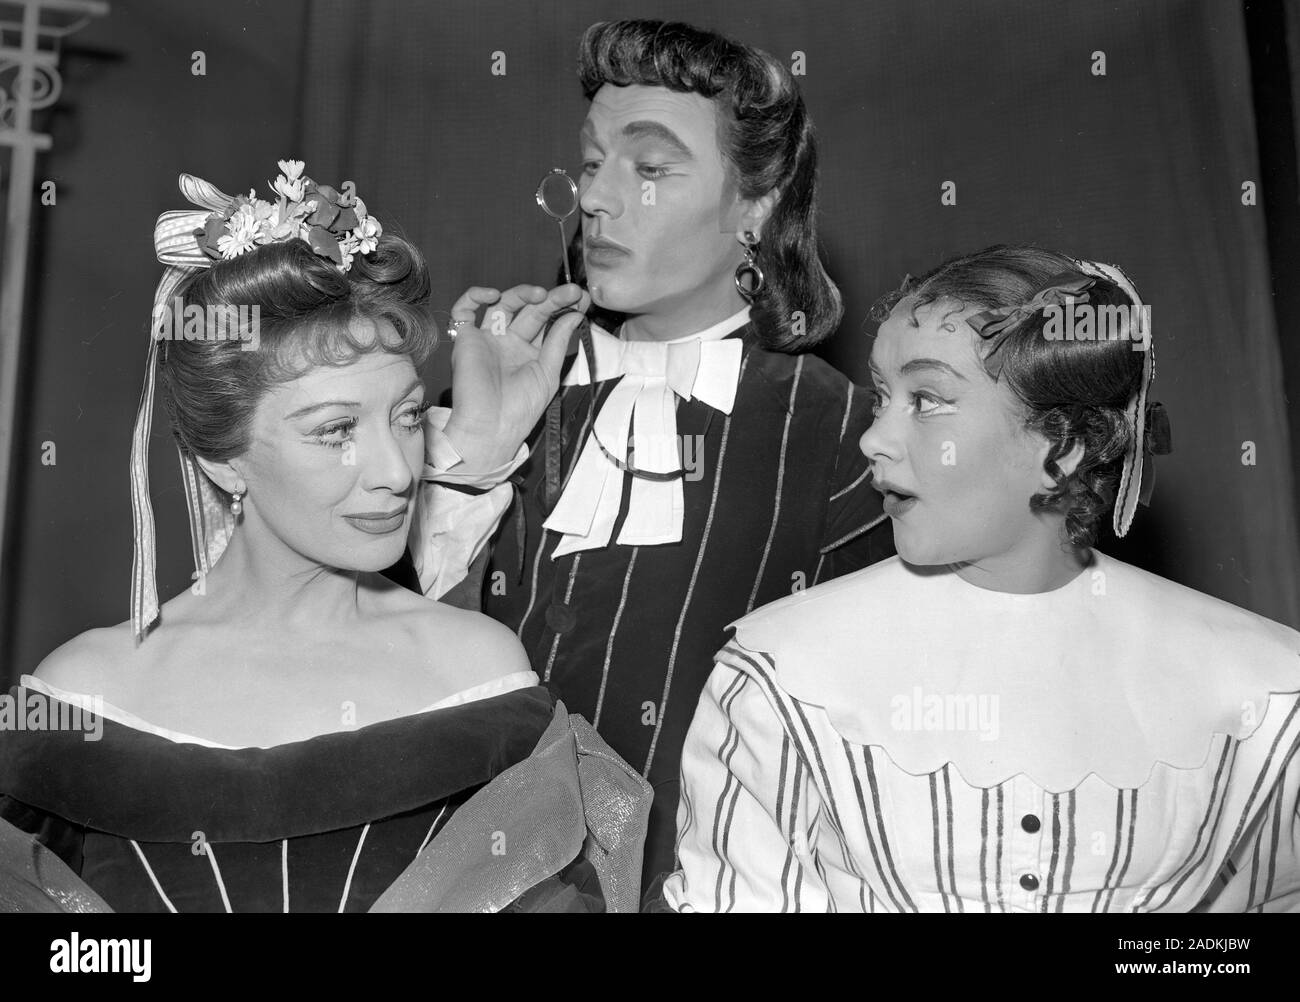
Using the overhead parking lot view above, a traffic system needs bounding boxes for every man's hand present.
[438,283,591,472]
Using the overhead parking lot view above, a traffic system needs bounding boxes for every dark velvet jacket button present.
[546,601,577,634]
[1020,873,1040,891]
[1021,814,1041,834]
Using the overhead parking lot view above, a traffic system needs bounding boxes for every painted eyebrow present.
[900,358,969,381]
[868,358,969,382]
[284,377,425,420]
[622,120,694,158]
[580,120,694,159]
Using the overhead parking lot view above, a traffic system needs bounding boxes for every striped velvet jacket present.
[480,322,895,886]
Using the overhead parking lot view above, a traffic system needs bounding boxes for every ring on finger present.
[446,319,474,340]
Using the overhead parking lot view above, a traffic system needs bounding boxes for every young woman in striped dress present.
[662,245,1300,912]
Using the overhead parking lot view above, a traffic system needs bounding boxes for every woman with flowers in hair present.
[0,160,651,913]
[663,245,1300,912]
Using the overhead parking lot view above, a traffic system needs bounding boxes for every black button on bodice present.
[1021,814,1041,834]
[545,601,577,634]
[1019,873,1040,891]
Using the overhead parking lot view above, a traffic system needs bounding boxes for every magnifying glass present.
[535,168,579,284]
[532,167,677,493]
[533,167,584,512]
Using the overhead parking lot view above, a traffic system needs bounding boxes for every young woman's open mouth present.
[872,477,918,517]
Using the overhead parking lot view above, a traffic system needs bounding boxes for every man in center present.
[419,19,894,890]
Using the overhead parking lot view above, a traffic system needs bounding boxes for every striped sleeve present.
[661,659,828,913]
[818,381,892,579]
[1201,708,1300,913]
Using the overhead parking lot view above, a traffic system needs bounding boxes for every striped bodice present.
[83,800,458,913]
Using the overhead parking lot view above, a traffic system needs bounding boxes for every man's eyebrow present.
[899,358,969,381]
[621,120,694,159]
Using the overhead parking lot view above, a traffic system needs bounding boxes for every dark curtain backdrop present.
[296,0,1300,624]
[4,0,1299,685]
[3,0,310,681]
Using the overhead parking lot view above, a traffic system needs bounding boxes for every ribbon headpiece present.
[967,272,1097,345]
[1073,259,1170,538]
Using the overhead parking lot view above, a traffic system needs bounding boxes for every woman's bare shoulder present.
[419,602,532,680]
[364,574,532,678]
[30,619,140,695]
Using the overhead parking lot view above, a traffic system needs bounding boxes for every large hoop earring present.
[734,230,765,300]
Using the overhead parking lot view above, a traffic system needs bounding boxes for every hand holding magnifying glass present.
[437,169,589,472]
[445,169,581,343]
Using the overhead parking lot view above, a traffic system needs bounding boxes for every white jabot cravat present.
[543,307,749,557]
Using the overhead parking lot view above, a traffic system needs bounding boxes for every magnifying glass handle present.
[556,220,572,285]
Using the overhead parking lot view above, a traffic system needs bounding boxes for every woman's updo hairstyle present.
[871,244,1147,547]
[159,232,433,463]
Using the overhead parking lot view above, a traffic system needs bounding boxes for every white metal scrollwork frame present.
[0,0,108,641]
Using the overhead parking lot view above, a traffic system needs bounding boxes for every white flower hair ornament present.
[188,159,382,272]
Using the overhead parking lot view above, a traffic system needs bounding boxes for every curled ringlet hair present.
[871,245,1146,548]
[567,18,842,351]
[159,232,434,465]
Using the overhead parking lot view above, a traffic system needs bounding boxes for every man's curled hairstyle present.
[570,19,842,352]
